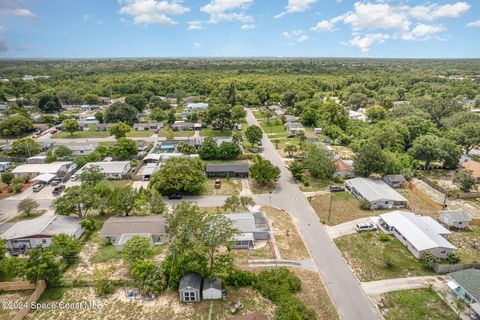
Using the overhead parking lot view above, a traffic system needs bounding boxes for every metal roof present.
[12,162,72,175]
[203,277,222,291]
[179,272,202,291]
[439,210,472,222]
[99,216,166,238]
[0,215,82,240]
[347,178,407,202]
[32,173,56,183]
[380,211,455,251]
[205,162,249,173]
[79,161,130,174]
[449,269,480,302]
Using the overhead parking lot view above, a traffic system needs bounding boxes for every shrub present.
[332,176,343,183]
[420,252,438,269]
[378,232,390,242]
[446,252,461,265]
[254,268,301,303]
[224,269,256,288]
[359,199,371,210]
[383,256,394,269]
[275,296,316,320]
[14,183,23,193]
[7,186,13,193]
[95,279,115,296]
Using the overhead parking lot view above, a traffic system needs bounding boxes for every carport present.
[32,173,56,184]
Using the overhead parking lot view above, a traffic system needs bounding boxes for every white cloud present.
[281,30,309,43]
[188,20,203,30]
[344,33,390,53]
[83,14,92,21]
[409,2,470,21]
[119,0,190,25]
[193,42,201,48]
[467,20,480,28]
[401,24,444,41]
[241,24,255,29]
[311,20,335,32]
[201,0,253,23]
[275,0,316,18]
[0,1,37,19]
[312,1,470,52]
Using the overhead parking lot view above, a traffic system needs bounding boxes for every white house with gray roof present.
[346,177,407,209]
[225,212,270,249]
[378,210,456,259]
[0,215,83,254]
[77,161,131,180]
[439,210,472,229]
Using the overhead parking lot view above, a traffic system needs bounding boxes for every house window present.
[385,201,388,204]
[184,291,196,301]
[440,250,446,254]
[42,239,47,244]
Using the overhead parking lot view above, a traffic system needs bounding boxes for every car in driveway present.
[355,222,377,233]
[70,174,79,181]
[32,183,45,193]
[287,133,296,138]
[329,185,345,192]
[168,194,183,200]
[52,185,66,196]
[50,177,63,186]
[50,129,58,134]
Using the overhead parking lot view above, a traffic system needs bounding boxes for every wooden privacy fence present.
[0,281,36,292]
[12,280,47,320]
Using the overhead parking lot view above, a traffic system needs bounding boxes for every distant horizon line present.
[1,56,480,61]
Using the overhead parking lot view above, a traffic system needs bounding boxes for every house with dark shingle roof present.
[205,162,249,178]
[448,269,480,319]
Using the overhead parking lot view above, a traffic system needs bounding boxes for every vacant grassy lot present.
[292,269,339,320]
[52,130,110,139]
[157,129,194,138]
[260,122,285,134]
[382,289,459,320]
[262,206,310,260]
[126,130,154,137]
[200,128,232,137]
[311,191,375,225]
[200,178,242,196]
[334,232,434,281]
[248,179,276,195]
[299,175,333,192]
[27,287,275,320]
[398,186,443,218]
[449,226,480,263]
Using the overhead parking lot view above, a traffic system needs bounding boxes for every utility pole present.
[327,192,333,222]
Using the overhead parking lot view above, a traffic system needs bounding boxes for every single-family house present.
[378,210,456,259]
[284,115,299,123]
[346,177,407,209]
[461,160,480,182]
[0,215,83,254]
[205,163,249,178]
[171,121,195,131]
[439,210,472,229]
[78,161,131,180]
[99,96,111,105]
[133,123,164,131]
[27,155,48,164]
[66,143,98,156]
[0,161,11,172]
[179,273,202,303]
[186,102,209,111]
[140,163,160,181]
[383,175,407,188]
[143,153,162,164]
[202,278,222,300]
[274,109,285,117]
[285,122,305,133]
[348,110,368,121]
[99,216,167,251]
[334,159,354,178]
[11,162,73,178]
[226,212,270,249]
[448,269,480,320]
[96,123,114,131]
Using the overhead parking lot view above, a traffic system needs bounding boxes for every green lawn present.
[383,289,459,320]
[52,130,110,139]
[126,130,154,137]
[200,178,242,196]
[200,128,233,137]
[260,122,286,134]
[299,175,333,192]
[334,232,434,281]
[157,129,194,137]
[249,179,277,194]
[449,226,480,263]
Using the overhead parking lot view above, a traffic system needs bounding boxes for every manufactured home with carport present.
[346,177,407,209]
[378,210,456,259]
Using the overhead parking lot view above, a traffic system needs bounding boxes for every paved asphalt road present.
[246,110,380,320]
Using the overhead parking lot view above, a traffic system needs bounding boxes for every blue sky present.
[0,0,479,58]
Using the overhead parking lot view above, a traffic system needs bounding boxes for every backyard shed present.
[179,273,202,302]
[439,210,472,229]
[202,278,222,300]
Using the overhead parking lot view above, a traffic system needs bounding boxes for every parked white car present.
[356,222,377,233]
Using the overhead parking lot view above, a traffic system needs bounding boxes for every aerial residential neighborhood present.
[1,1,480,320]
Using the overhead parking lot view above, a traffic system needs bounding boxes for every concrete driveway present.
[325,216,379,239]
[361,276,445,297]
